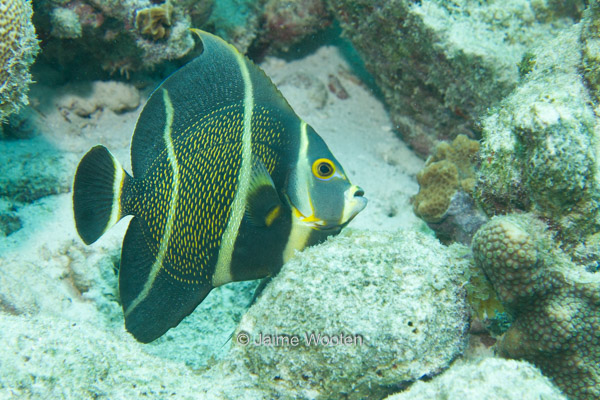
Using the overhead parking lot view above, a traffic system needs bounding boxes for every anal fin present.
[119,218,212,343]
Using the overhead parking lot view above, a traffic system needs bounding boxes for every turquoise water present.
[0,1,595,399]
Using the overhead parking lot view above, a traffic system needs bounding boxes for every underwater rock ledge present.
[329,0,584,157]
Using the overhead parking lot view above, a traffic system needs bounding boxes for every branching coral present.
[472,215,600,400]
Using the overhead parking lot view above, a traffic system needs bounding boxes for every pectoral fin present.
[245,156,283,227]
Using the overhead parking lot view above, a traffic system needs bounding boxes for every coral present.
[208,0,263,53]
[135,1,174,40]
[413,134,486,244]
[385,358,567,400]
[0,0,39,122]
[34,0,211,75]
[228,229,469,399]
[414,160,458,222]
[475,23,599,251]
[581,0,600,102]
[50,7,82,39]
[329,0,584,157]
[259,0,333,52]
[472,215,600,400]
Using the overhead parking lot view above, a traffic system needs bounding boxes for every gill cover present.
[287,122,366,229]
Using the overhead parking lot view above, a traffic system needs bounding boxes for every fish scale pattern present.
[250,106,290,176]
[130,103,295,287]
[138,105,245,286]
[472,215,600,400]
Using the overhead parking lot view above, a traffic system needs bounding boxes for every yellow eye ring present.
[312,158,336,180]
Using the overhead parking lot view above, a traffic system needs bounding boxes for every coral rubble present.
[56,80,141,118]
[0,0,39,122]
[0,227,469,399]
[472,215,600,400]
[0,313,210,399]
[329,0,584,157]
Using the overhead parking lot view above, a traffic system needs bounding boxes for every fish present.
[72,30,367,343]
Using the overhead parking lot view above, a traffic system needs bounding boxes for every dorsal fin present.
[130,30,296,178]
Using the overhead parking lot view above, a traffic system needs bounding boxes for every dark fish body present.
[73,31,366,343]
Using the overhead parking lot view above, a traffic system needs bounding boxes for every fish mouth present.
[309,186,367,231]
[291,186,367,231]
[340,185,367,225]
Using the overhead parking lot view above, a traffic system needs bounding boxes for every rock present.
[384,358,567,400]
[475,23,599,252]
[226,229,469,399]
[329,0,584,157]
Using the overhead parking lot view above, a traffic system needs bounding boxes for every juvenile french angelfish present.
[72,30,367,343]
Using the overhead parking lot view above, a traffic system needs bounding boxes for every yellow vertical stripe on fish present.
[125,89,178,317]
[212,46,254,287]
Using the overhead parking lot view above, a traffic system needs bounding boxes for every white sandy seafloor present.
[0,43,562,399]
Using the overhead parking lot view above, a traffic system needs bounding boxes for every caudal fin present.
[73,145,132,245]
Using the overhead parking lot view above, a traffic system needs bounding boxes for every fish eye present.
[312,158,335,180]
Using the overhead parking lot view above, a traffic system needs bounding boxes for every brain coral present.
[0,0,39,121]
[472,215,600,400]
